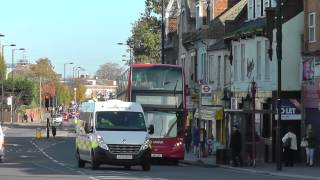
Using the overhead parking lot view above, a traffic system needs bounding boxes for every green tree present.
[127,0,169,64]
[57,84,72,106]
[75,83,86,103]
[28,58,59,106]
[0,52,6,81]
[4,77,35,111]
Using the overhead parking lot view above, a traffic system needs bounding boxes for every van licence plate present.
[116,155,133,159]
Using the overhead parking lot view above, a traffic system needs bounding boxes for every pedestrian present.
[47,118,50,139]
[282,126,297,167]
[192,126,200,157]
[184,126,192,153]
[23,113,28,123]
[52,125,56,137]
[304,124,316,166]
[30,113,34,123]
[230,125,242,167]
[200,128,207,157]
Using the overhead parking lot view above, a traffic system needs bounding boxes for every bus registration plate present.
[151,154,162,157]
[116,155,132,159]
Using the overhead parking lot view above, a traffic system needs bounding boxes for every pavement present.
[180,151,320,180]
[1,121,75,138]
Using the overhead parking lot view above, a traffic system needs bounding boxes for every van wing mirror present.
[148,124,154,135]
[84,123,93,133]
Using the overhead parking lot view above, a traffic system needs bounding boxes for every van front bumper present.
[93,147,151,166]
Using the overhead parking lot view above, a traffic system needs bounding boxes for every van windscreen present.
[95,111,146,131]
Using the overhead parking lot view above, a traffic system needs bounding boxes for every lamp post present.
[64,62,74,84]
[251,81,257,167]
[1,43,16,125]
[11,48,25,125]
[117,42,133,65]
[276,0,283,171]
[161,0,165,64]
[76,67,85,79]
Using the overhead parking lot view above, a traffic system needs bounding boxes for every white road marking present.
[5,144,21,147]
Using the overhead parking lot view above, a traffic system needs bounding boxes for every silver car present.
[52,114,63,126]
[0,125,4,162]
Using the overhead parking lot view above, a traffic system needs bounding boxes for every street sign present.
[201,85,212,94]
[7,96,12,105]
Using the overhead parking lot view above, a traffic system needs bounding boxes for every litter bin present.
[36,128,42,139]
[216,148,230,164]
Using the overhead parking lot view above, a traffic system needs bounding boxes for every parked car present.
[63,113,69,122]
[52,114,63,126]
[0,125,5,162]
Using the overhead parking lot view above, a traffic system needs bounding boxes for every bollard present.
[36,128,42,139]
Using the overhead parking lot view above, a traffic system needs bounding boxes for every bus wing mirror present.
[148,124,154,135]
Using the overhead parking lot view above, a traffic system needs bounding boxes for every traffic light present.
[44,95,49,108]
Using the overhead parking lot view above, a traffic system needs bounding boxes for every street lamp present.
[1,43,16,125]
[117,42,133,65]
[64,62,74,84]
[11,47,25,125]
[77,67,85,79]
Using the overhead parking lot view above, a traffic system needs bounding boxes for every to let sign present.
[275,98,301,120]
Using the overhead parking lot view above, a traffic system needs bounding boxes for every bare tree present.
[95,63,124,80]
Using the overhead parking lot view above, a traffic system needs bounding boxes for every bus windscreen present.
[132,67,182,91]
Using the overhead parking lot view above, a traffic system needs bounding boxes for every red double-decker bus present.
[117,64,187,162]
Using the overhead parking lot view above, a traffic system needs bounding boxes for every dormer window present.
[195,1,208,30]
[248,0,276,21]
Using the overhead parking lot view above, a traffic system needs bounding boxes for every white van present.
[75,100,154,171]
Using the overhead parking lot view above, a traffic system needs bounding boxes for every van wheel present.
[142,163,151,171]
[91,151,99,170]
[76,150,85,168]
[124,165,131,170]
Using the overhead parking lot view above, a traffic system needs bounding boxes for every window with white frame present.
[209,55,214,83]
[241,44,245,80]
[234,46,238,81]
[190,54,196,82]
[256,0,261,18]
[257,41,262,80]
[263,0,268,16]
[201,52,207,81]
[265,40,270,80]
[203,53,208,83]
[196,4,201,30]
[217,56,221,87]
[248,0,254,20]
[309,12,316,43]
[224,55,229,86]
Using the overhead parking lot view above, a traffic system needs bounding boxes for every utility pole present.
[251,81,257,167]
[276,0,283,171]
[39,76,42,122]
[161,0,165,64]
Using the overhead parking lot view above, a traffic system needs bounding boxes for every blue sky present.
[0,0,145,77]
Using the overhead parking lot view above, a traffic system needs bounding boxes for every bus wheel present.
[91,151,100,170]
[76,149,85,168]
